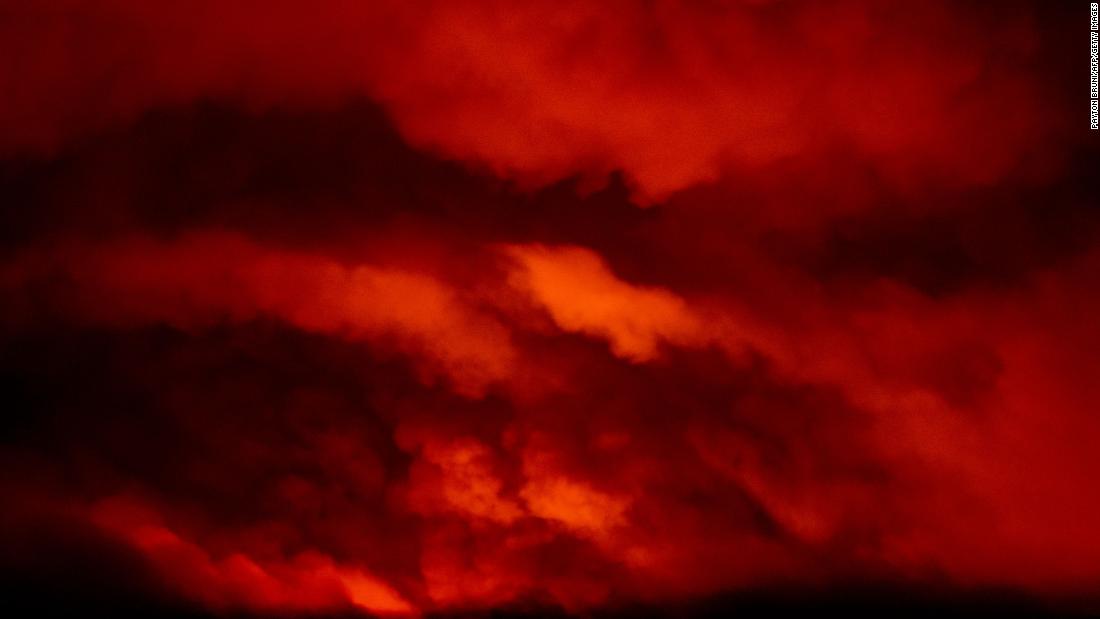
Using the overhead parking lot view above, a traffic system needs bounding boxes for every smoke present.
[0,1,1097,617]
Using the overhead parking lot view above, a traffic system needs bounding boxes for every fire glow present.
[0,1,1097,617]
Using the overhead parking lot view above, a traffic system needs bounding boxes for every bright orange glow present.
[507,245,705,361]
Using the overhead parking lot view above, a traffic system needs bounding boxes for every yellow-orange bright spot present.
[507,244,703,361]
[521,475,629,538]
[336,569,416,616]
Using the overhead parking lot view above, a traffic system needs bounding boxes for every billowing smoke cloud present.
[0,1,1097,617]
[0,0,1077,199]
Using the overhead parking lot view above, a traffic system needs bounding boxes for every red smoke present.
[0,0,1097,617]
